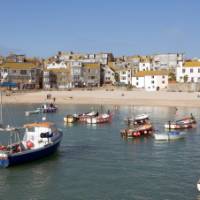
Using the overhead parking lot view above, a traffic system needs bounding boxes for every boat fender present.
[0,145,6,151]
[26,140,34,149]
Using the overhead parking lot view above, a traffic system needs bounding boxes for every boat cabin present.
[23,122,56,149]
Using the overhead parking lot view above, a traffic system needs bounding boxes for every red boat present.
[121,123,153,138]
[76,111,98,122]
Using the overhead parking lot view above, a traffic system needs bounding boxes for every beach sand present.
[3,89,200,108]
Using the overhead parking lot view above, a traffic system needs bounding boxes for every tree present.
[168,72,176,81]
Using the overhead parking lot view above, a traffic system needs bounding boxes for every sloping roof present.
[83,63,100,69]
[134,70,168,77]
[24,122,54,128]
[45,68,70,73]
[0,62,38,69]
[183,61,200,67]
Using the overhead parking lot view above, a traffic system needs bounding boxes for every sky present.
[0,0,200,58]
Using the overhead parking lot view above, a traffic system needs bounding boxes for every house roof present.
[45,68,70,73]
[24,122,54,128]
[0,62,38,69]
[183,61,200,67]
[83,63,100,69]
[134,70,168,77]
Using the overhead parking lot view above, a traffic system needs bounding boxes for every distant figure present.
[53,97,56,102]
[175,107,178,116]
[107,109,110,115]
[191,113,194,119]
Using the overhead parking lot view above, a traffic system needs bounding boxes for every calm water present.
[0,104,200,200]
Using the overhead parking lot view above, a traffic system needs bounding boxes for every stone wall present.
[168,83,200,92]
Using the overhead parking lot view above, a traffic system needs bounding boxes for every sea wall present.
[168,83,200,92]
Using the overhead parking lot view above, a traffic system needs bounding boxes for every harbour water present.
[0,104,200,200]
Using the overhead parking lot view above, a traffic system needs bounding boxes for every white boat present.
[154,131,185,141]
[0,122,63,167]
[25,109,40,116]
[197,179,200,191]
[134,114,149,121]
[124,113,149,125]
[86,113,112,124]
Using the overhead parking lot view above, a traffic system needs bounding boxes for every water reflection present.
[64,122,75,128]
[122,136,150,145]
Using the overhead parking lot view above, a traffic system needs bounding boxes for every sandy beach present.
[3,89,200,108]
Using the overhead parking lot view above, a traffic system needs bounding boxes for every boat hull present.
[1,132,63,168]
[154,131,185,141]
[64,116,76,123]
[86,114,112,124]
[197,181,200,191]
[121,125,153,138]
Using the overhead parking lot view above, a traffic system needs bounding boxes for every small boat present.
[25,109,40,116]
[164,115,196,129]
[154,131,185,141]
[40,103,57,113]
[124,114,149,125]
[121,123,153,138]
[78,111,98,122]
[63,114,78,123]
[135,114,149,121]
[0,122,63,168]
[86,113,112,124]
[197,179,200,191]
[164,122,193,129]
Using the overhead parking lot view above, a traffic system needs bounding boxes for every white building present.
[139,61,152,71]
[118,68,132,85]
[46,61,68,69]
[176,60,200,83]
[132,70,168,91]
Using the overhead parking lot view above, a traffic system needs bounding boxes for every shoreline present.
[3,90,200,108]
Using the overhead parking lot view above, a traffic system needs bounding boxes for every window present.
[162,81,165,84]
[191,77,194,82]
[182,69,185,73]
[162,76,165,79]
[152,76,154,79]
[151,80,154,84]
[190,69,193,73]
[20,70,27,75]
[136,82,138,86]
[198,69,200,73]
[136,77,138,80]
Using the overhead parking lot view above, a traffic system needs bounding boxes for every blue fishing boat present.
[0,122,63,167]
[39,103,57,113]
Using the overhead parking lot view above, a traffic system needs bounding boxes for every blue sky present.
[0,0,200,58]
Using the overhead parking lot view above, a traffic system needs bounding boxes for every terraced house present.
[83,63,102,87]
[43,61,71,89]
[176,60,200,83]
[0,58,42,89]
